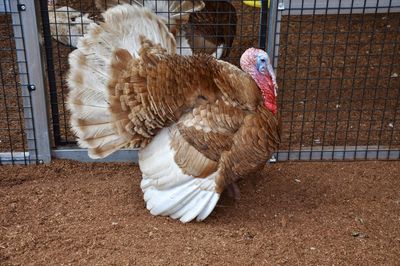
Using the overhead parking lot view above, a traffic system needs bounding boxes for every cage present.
[0,0,50,164]
[0,0,399,164]
[268,0,399,160]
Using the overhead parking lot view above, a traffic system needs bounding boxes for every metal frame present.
[277,0,399,15]
[276,146,400,161]
[267,0,400,69]
[49,0,400,163]
[267,0,400,161]
[7,0,51,164]
[0,0,10,13]
[53,146,399,162]
[39,0,62,146]
[52,148,138,163]
[267,0,282,68]
[258,0,269,49]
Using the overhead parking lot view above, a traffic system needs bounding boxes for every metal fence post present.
[267,0,283,69]
[258,0,269,50]
[11,0,51,163]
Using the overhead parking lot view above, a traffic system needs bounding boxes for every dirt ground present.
[1,5,399,264]
[1,159,399,265]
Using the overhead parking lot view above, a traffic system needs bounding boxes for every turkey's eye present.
[260,58,266,63]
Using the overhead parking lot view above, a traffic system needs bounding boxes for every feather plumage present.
[184,0,237,58]
[67,4,280,223]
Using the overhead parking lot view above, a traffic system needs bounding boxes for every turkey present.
[48,0,203,53]
[94,0,204,18]
[48,0,236,59]
[67,4,280,223]
[183,0,237,59]
[47,0,94,48]
[96,0,237,58]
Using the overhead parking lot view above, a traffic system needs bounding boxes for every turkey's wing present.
[109,39,263,148]
[216,106,281,191]
[176,101,244,162]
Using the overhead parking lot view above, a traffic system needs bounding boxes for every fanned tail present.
[67,4,176,159]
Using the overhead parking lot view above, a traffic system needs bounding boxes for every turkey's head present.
[240,48,278,114]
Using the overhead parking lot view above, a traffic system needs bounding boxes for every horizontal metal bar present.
[275,146,400,161]
[51,145,400,163]
[0,152,31,164]
[52,148,139,163]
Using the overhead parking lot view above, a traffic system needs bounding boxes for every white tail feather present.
[139,127,220,223]
[69,105,112,123]
[67,5,176,159]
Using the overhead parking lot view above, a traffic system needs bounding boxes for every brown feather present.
[176,101,244,161]
[108,39,279,192]
[109,39,261,137]
[214,107,281,192]
[184,0,237,58]
[68,4,280,222]
[170,127,218,178]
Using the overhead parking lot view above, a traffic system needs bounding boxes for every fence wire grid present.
[42,0,266,146]
[0,2,39,164]
[0,0,399,164]
[270,0,399,160]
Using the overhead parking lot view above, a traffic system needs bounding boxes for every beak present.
[258,65,267,73]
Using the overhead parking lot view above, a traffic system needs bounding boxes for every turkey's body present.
[67,4,280,223]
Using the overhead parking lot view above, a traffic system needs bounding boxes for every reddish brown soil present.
[1,6,399,264]
[1,160,399,264]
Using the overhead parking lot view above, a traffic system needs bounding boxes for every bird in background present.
[47,0,94,47]
[67,4,280,223]
[94,0,237,58]
[47,0,237,59]
[183,0,237,59]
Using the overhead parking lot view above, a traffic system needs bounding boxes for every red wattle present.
[254,73,277,114]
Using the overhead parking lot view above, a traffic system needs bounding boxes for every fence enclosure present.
[0,0,50,164]
[0,0,399,164]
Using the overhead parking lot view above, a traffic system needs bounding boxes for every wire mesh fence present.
[0,0,398,163]
[269,0,400,160]
[42,0,266,146]
[0,1,38,164]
